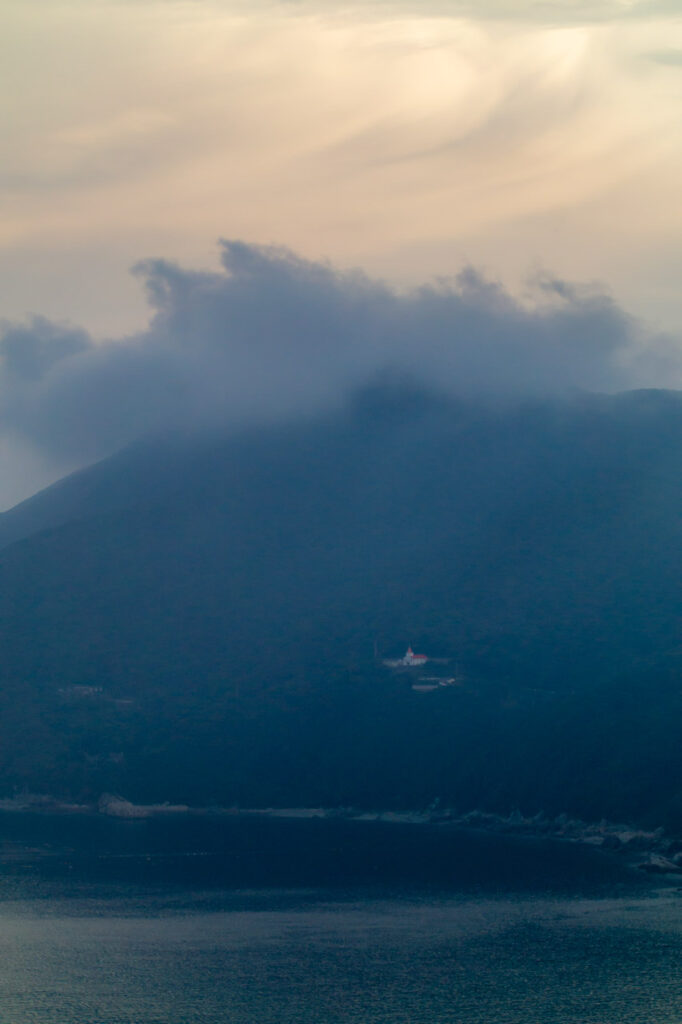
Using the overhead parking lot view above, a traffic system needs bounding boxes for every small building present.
[401,646,428,667]
[382,645,430,669]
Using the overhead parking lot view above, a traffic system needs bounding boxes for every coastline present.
[1,793,680,878]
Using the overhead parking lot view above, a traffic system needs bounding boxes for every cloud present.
[271,0,682,24]
[4,0,682,354]
[645,48,682,66]
[0,240,678,472]
[0,317,90,381]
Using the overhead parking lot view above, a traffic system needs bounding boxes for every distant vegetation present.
[1,383,681,830]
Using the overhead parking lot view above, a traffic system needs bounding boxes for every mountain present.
[1,383,681,828]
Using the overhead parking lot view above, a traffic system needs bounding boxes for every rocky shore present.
[431,807,682,876]
[1,793,680,876]
[242,805,682,877]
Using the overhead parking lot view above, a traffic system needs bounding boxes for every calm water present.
[0,814,680,1023]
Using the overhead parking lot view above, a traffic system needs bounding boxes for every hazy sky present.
[1,0,682,506]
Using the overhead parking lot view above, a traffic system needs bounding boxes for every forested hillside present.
[1,383,681,828]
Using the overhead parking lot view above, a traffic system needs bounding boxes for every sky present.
[1,0,682,507]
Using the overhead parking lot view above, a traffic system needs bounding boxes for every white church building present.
[400,646,428,667]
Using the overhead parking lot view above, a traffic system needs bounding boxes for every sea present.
[0,812,680,1023]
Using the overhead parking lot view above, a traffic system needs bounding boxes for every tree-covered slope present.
[0,384,681,826]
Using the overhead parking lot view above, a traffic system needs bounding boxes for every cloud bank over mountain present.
[4,1,682,344]
[0,240,679,502]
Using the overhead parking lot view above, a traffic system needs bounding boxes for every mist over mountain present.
[0,381,681,829]
[1,241,679,508]
[1,244,681,829]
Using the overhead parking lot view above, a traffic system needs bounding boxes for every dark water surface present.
[0,814,680,1023]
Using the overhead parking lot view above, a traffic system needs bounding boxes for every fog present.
[0,240,679,508]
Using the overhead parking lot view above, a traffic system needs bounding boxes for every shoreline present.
[1,794,681,878]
